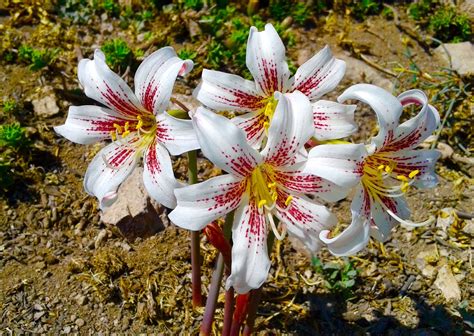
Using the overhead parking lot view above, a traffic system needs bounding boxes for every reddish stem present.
[222,287,235,336]
[191,230,203,307]
[200,254,225,336]
[243,288,263,336]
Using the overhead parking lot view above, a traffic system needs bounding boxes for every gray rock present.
[76,318,85,327]
[101,168,167,241]
[434,42,474,78]
[434,264,461,302]
[462,219,474,235]
[32,95,60,118]
[415,244,439,279]
[75,294,88,306]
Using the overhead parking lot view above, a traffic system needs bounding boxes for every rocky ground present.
[0,1,473,335]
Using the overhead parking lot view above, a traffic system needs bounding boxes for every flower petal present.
[54,105,134,145]
[134,47,193,114]
[246,23,291,95]
[169,174,246,231]
[143,140,182,208]
[312,100,357,140]
[84,137,140,209]
[194,69,265,112]
[231,111,266,148]
[273,164,348,202]
[275,192,338,252]
[385,149,440,189]
[320,215,370,257]
[369,195,410,242]
[155,112,200,155]
[262,91,313,167]
[338,84,402,151]
[382,90,440,151]
[291,45,346,101]
[226,197,270,294]
[78,49,143,117]
[192,107,262,177]
[305,143,367,188]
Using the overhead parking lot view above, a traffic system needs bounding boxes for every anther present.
[113,123,122,133]
[409,170,420,179]
[284,195,293,207]
[110,131,117,141]
[258,199,267,208]
[377,164,385,170]
[396,175,409,182]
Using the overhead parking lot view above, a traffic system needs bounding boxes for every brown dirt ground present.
[1,2,473,335]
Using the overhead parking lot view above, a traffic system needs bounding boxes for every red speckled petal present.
[194,69,265,112]
[291,45,346,101]
[226,196,270,294]
[246,23,291,96]
[134,47,193,114]
[231,110,266,148]
[78,50,144,117]
[84,136,140,209]
[275,190,337,253]
[54,105,135,145]
[312,100,357,141]
[306,143,367,188]
[192,107,262,177]
[262,91,313,167]
[143,139,183,209]
[169,174,247,231]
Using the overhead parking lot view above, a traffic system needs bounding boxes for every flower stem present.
[222,287,235,336]
[188,149,203,307]
[200,254,225,336]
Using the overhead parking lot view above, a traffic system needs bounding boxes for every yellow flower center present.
[262,97,278,133]
[109,113,156,142]
[361,154,420,200]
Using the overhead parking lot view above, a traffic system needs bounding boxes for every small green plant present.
[429,6,472,43]
[18,45,59,71]
[101,0,120,17]
[101,39,132,70]
[408,0,433,21]
[177,48,198,61]
[0,123,29,148]
[2,99,17,114]
[312,257,358,298]
[349,0,381,20]
[206,40,232,69]
[180,0,204,10]
[292,2,310,25]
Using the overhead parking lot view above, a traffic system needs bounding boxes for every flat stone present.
[462,219,474,235]
[101,168,168,241]
[434,264,461,302]
[415,244,439,279]
[337,53,394,91]
[434,42,474,79]
[436,208,456,231]
[32,95,60,118]
[75,318,85,327]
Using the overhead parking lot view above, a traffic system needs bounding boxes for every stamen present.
[384,165,393,173]
[110,131,117,141]
[267,212,286,240]
[284,195,293,207]
[396,175,409,182]
[124,121,130,131]
[377,164,385,170]
[258,199,267,208]
[122,130,130,138]
[136,116,143,130]
[385,206,435,227]
[409,170,420,178]
[113,123,122,133]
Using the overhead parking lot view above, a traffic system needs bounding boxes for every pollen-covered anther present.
[284,195,293,207]
[409,170,420,178]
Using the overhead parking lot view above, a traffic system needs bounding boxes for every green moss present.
[2,99,17,114]
[177,48,198,61]
[349,0,381,20]
[408,0,434,21]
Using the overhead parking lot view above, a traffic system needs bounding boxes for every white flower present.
[55,47,199,209]
[194,23,356,147]
[307,84,440,256]
[169,91,364,293]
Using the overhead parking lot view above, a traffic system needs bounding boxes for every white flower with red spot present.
[304,84,440,256]
[55,47,199,209]
[169,91,365,294]
[194,23,357,148]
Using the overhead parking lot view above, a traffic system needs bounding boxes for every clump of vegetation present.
[0,123,29,148]
[348,0,381,20]
[177,48,198,62]
[101,38,133,70]
[2,99,17,114]
[408,0,433,21]
[179,0,204,10]
[269,0,310,24]
[17,45,59,71]
[429,6,471,43]
[312,257,358,298]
